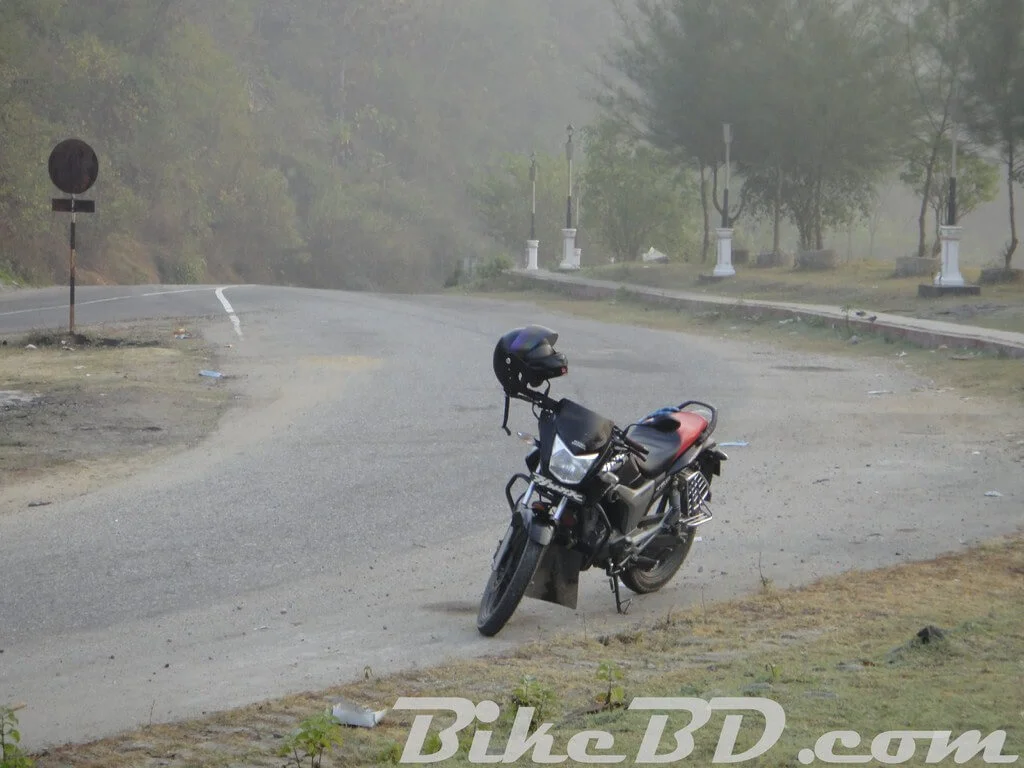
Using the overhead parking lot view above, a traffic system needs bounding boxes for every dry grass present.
[1,320,232,493]
[584,260,1024,334]
[29,535,1024,767]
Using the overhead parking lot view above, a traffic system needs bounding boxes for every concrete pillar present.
[935,226,965,287]
[560,228,577,270]
[574,246,582,268]
[526,240,539,271]
[713,228,736,277]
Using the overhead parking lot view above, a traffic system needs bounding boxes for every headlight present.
[548,434,599,486]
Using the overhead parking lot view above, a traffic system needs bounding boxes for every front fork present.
[493,480,568,570]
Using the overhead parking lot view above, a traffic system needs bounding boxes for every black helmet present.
[493,325,568,396]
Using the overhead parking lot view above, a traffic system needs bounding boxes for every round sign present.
[48,138,99,195]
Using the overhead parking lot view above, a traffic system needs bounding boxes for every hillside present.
[0,0,620,290]
[2,1,1019,290]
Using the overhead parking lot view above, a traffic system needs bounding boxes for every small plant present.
[840,304,852,333]
[596,660,627,711]
[1,706,34,768]
[477,253,513,281]
[376,741,405,765]
[510,676,557,727]
[277,710,344,768]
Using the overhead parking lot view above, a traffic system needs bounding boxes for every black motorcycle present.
[477,325,728,637]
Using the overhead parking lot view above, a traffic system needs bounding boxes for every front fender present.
[518,502,555,546]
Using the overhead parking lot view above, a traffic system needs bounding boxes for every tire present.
[477,518,546,637]
[620,528,695,595]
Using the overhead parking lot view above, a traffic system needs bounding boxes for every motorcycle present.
[477,325,728,637]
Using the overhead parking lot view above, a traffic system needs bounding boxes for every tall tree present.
[890,0,968,258]
[600,0,747,262]
[959,0,1024,268]
[901,140,999,253]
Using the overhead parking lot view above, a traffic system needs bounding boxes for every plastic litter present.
[331,697,387,728]
[984,491,1003,498]
[24,343,37,350]
[173,328,193,340]
[199,370,223,379]
[868,390,894,396]
[642,247,669,264]
[719,441,749,447]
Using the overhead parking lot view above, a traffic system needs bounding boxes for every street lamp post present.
[565,125,574,229]
[935,84,965,288]
[948,107,958,228]
[561,124,579,269]
[526,152,539,270]
[722,123,732,228]
[713,123,736,277]
[530,152,537,240]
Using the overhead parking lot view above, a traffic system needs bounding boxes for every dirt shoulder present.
[1,320,234,515]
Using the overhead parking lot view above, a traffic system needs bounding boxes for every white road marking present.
[215,287,243,338]
[0,287,210,318]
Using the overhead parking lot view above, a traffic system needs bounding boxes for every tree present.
[580,119,698,262]
[900,139,999,253]
[600,0,748,262]
[602,0,908,257]
[468,151,571,268]
[959,0,1024,268]
[889,0,968,258]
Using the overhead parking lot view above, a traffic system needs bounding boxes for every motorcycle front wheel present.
[476,517,545,637]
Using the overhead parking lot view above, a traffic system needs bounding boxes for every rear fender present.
[667,440,728,478]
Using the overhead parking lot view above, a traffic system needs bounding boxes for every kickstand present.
[609,575,631,615]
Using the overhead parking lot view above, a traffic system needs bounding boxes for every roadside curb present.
[512,269,1024,360]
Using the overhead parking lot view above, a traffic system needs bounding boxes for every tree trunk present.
[811,170,823,250]
[1007,139,1019,269]
[813,175,824,250]
[773,165,782,255]
[917,141,940,259]
[699,162,710,263]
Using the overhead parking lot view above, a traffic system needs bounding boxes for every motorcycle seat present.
[627,412,709,478]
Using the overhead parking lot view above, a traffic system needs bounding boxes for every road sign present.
[51,198,95,213]
[48,139,99,333]
[48,138,99,195]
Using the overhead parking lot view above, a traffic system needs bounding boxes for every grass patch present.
[28,535,1024,767]
[456,280,1024,406]
[583,260,1024,335]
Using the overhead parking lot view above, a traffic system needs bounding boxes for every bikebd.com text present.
[392,696,1018,764]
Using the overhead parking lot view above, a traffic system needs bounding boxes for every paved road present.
[1,285,1021,748]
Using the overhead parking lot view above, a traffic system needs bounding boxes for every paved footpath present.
[514,269,1024,359]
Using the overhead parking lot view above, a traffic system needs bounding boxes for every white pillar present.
[935,225,965,287]
[713,227,736,277]
[560,228,577,270]
[574,246,582,268]
[526,239,539,271]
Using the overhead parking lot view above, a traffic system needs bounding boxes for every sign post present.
[48,138,98,333]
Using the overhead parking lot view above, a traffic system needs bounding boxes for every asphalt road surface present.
[1,284,1021,748]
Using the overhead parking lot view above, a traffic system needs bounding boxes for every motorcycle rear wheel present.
[620,529,695,595]
[477,518,545,637]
